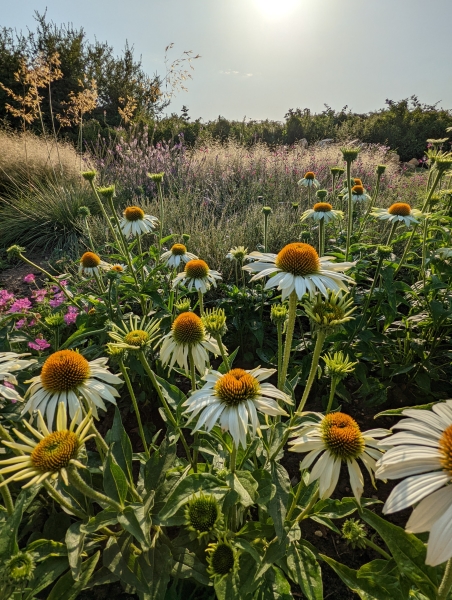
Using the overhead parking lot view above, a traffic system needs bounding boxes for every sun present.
[254,0,299,17]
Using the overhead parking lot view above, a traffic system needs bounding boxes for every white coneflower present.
[376,401,452,566]
[183,367,289,449]
[349,185,371,203]
[298,172,320,189]
[161,243,198,268]
[172,259,222,294]
[242,242,354,301]
[22,350,122,425]
[0,352,36,403]
[78,252,109,277]
[0,402,93,488]
[371,202,424,227]
[160,312,220,374]
[110,263,127,273]
[300,202,344,224]
[119,206,158,238]
[289,412,389,501]
[226,246,248,261]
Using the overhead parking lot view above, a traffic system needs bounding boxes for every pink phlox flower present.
[28,338,51,351]
[15,319,27,329]
[9,298,32,313]
[49,292,64,308]
[32,289,47,302]
[23,274,36,284]
[64,306,79,325]
[0,290,14,308]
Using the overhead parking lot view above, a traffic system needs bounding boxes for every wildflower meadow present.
[1,35,452,600]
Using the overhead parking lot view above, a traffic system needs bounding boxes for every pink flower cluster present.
[64,306,79,325]
[0,290,14,310]
[28,338,50,351]
[9,298,32,313]
[23,274,36,284]
[49,292,65,308]
[32,289,47,302]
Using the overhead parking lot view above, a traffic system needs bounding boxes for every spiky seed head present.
[185,493,222,540]
[271,303,288,325]
[78,206,91,217]
[342,519,367,549]
[377,245,393,258]
[81,170,96,182]
[341,147,360,163]
[323,351,357,380]
[97,185,115,201]
[175,298,191,314]
[202,308,227,337]
[304,292,356,333]
[4,552,35,584]
[321,413,364,459]
[206,540,238,579]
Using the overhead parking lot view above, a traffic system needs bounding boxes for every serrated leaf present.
[47,551,100,600]
[285,541,322,600]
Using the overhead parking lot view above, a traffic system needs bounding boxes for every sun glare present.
[254,0,299,17]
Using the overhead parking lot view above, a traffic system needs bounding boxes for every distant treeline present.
[1,14,451,162]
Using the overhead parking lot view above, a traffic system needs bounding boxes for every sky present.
[2,0,452,122]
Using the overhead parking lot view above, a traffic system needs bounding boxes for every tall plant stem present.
[297,330,326,414]
[138,351,193,467]
[198,291,204,316]
[119,360,149,458]
[88,181,119,244]
[394,169,442,277]
[263,214,269,253]
[216,336,230,371]
[319,218,325,256]
[358,173,382,237]
[438,558,452,600]
[84,217,96,253]
[326,377,339,414]
[136,234,145,283]
[94,272,105,295]
[276,322,284,390]
[157,181,164,253]
[43,480,86,519]
[345,161,354,260]
[0,475,14,516]
[68,467,123,511]
[230,444,237,474]
[280,292,298,388]
[188,350,197,392]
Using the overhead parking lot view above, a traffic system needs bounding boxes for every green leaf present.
[27,540,67,561]
[225,471,258,507]
[103,536,148,593]
[321,555,405,600]
[312,497,380,519]
[103,452,128,505]
[144,438,177,493]
[214,572,239,600]
[47,551,100,600]
[360,508,438,598]
[171,549,210,586]
[158,473,227,525]
[137,542,172,600]
[0,489,29,560]
[267,462,290,539]
[255,566,293,599]
[106,408,134,485]
[24,556,69,600]
[285,541,322,600]
[375,402,439,418]
[218,346,240,374]
[252,469,276,506]
[117,504,151,549]
[65,522,85,581]
[153,373,186,417]
[80,509,118,534]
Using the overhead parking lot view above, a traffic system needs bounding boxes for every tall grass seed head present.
[376,164,387,175]
[97,185,115,201]
[323,351,358,380]
[315,189,328,200]
[341,147,360,163]
[185,493,223,541]
[202,308,227,337]
[81,170,96,182]
[271,303,288,325]
[304,291,356,333]
[341,519,367,550]
[147,172,165,183]
[262,206,273,216]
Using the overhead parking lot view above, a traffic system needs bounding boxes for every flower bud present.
[377,245,393,258]
[78,206,91,217]
[315,189,328,200]
[7,245,25,257]
[175,298,191,313]
[341,519,367,550]
[271,303,288,325]
[262,206,273,216]
[202,308,227,337]
[97,185,115,201]
[147,172,165,183]
[81,170,96,182]
[376,164,387,176]
[341,147,360,163]
[45,314,65,328]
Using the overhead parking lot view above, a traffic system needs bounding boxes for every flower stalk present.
[119,359,149,458]
[280,292,298,388]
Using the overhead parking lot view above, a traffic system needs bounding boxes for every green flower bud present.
[175,298,191,313]
[206,540,238,579]
[262,206,273,216]
[7,245,25,257]
[106,343,126,362]
[78,205,91,217]
[376,165,387,176]
[147,172,165,183]
[330,166,345,177]
[4,552,35,585]
[322,351,357,381]
[377,245,393,258]
[341,519,367,550]
[185,493,223,541]
[299,231,311,242]
[271,303,288,325]
[341,147,360,163]
[202,308,227,337]
[97,185,115,201]
[45,314,65,328]
[81,170,96,182]
[315,189,328,200]
[292,202,299,209]
[304,291,356,333]
[182,233,191,244]
[227,246,248,262]
[434,155,452,173]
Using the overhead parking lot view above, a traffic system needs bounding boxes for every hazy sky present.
[2,0,452,122]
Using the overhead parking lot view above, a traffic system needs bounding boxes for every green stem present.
[345,161,353,261]
[119,360,149,458]
[68,467,123,511]
[296,330,326,414]
[364,538,391,561]
[264,214,269,253]
[319,218,325,256]
[93,271,105,295]
[326,377,339,414]
[43,480,86,519]
[84,217,96,252]
[157,181,164,254]
[136,234,145,283]
[230,444,237,474]
[198,290,204,316]
[216,336,230,371]
[235,261,239,288]
[138,351,194,467]
[358,173,382,237]
[88,180,119,244]
[286,477,305,521]
[188,349,197,392]
[280,291,298,388]
[438,557,452,600]
[394,169,442,277]
[0,474,14,515]
[295,489,319,523]
[276,322,283,390]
